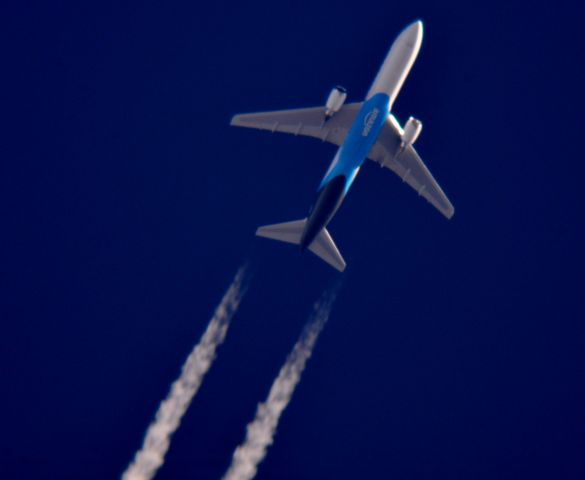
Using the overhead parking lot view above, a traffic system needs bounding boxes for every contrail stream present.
[222,288,337,480]
[122,266,249,480]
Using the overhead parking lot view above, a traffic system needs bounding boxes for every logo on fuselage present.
[362,108,380,137]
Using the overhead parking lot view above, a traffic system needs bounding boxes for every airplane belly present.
[301,175,347,249]
[319,93,390,190]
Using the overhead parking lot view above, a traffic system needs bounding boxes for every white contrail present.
[222,288,337,480]
[122,266,249,480]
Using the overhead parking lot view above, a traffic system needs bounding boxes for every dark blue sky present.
[2,1,585,478]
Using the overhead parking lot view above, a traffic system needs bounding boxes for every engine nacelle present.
[324,86,347,119]
[401,117,423,148]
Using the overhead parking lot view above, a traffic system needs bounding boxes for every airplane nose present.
[401,20,424,48]
[409,20,423,36]
[414,20,423,36]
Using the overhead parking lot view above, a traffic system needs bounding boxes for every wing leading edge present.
[230,103,362,148]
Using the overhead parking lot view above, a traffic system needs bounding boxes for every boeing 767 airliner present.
[231,21,454,271]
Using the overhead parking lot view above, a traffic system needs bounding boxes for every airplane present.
[231,20,454,272]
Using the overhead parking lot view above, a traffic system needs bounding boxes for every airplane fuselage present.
[300,20,423,250]
[300,93,390,249]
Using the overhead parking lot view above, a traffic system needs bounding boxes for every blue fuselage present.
[300,93,390,249]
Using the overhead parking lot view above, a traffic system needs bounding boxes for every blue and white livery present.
[231,21,454,271]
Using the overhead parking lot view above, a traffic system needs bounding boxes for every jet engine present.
[324,86,347,120]
[401,117,423,148]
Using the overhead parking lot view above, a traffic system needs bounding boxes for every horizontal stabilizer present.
[256,219,307,245]
[256,219,346,272]
[308,228,346,272]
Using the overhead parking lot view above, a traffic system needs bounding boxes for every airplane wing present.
[368,116,455,219]
[230,103,362,148]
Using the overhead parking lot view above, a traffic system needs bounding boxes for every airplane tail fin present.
[256,219,346,272]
